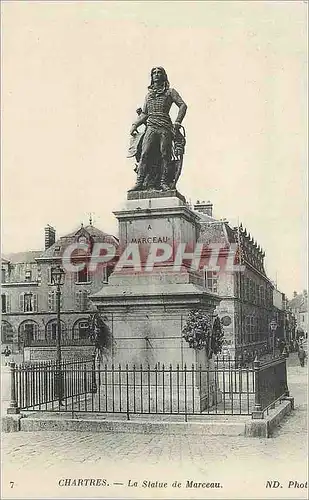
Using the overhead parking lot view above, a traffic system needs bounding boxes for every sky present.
[1,1,307,298]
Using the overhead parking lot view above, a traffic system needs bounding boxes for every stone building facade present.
[272,287,288,341]
[193,201,275,360]
[288,290,308,338]
[1,222,118,353]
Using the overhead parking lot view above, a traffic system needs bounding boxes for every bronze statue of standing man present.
[128,67,187,192]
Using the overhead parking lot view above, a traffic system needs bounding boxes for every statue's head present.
[150,67,169,87]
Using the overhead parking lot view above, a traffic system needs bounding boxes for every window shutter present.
[19,293,24,312]
[76,291,81,311]
[33,293,38,312]
[7,294,11,313]
[48,291,53,311]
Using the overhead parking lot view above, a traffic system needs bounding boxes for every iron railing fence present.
[14,358,94,410]
[9,356,289,419]
[252,356,289,417]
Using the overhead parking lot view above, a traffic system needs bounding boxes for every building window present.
[244,277,249,301]
[1,268,6,283]
[76,290,90,311]
[77,266,90,283]
[19,321,40,345]
[73,319,90,339]
[245,315,256,343]
[20,293,38,312]
[45,320,68,342]
[1,321,14,344]
[248,279,252,302]
[256,283,260,305]
[204,271,218,293]
[48,290,63,311]
[48,291,57,312]
[54,246,61,256]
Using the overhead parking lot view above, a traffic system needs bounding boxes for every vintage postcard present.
[1,1,308,499]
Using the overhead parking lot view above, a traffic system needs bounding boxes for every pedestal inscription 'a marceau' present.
[131,236,170,244]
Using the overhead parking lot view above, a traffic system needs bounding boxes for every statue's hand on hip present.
[130,125,138,136]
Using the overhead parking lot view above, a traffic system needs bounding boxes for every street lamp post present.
[51,265,65,404]
[269,319,278,358]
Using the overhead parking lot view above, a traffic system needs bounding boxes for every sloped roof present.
[38,224,118,260]
[194,208,236,246]
[194,211,217,223]
[198,222,228,245]
[64,225,118,241]
[2,251,42,264]
[289,294,307,311]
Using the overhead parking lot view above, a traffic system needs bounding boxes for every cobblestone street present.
[1,353,308,499]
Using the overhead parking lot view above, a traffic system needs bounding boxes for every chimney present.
[45,225,56,250]
[193,200,213,217]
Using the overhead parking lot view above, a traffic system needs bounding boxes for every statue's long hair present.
[149,67,170,89]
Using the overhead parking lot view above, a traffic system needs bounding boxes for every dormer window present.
[25,270,32,282]
[78,236,88,244]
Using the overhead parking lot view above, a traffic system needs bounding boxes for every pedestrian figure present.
[298,347,307,367]
[1,346,12,366]
[2,346,11,357]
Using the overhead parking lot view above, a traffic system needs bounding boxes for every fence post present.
[126,364,130,421]
[251,357,263,419]
[91,353,97,393]
[7,362,20,414]
[83,363,87,393]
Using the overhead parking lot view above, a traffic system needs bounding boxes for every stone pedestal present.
[91,191,219,366]
[90,191,221,412]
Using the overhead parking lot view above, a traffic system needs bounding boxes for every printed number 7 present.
[10,482,14,488]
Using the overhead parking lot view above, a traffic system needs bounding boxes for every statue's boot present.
[128,165,145,192]
[160,164,170,191]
